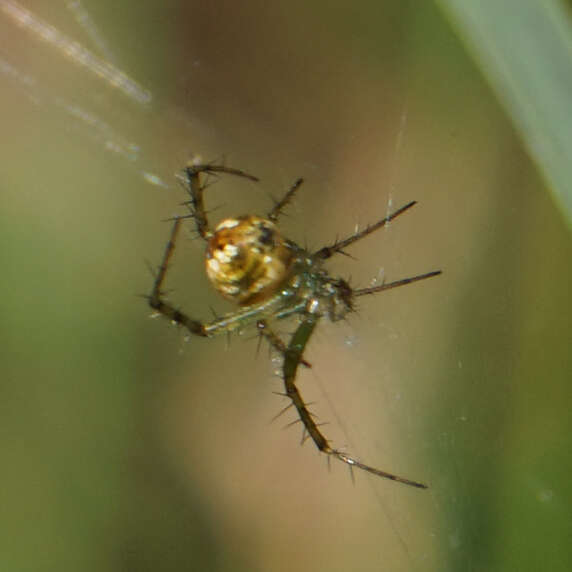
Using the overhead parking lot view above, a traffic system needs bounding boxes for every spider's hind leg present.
[183,163,260,239]
[267,177,304,222]
[147,217,208,337]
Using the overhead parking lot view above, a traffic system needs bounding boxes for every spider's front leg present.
[148,217,208,337]
[257,320,312,368]
[282,311,428,488]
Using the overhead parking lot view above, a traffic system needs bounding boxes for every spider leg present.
[282,313,428,488]
[147,218,208,336]
[267,177,304,222]
[354,270,442,297]
[257,319,311,368]
[313,200,417,260]
[183,163,259,239]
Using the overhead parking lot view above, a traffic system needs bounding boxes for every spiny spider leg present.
[183,163,259,239]
[268,177,304,222]
[281,312,428,488]
[314,200,417,260]
[257,319,311,368]
[354,270,443,297]
[148,217,208,336]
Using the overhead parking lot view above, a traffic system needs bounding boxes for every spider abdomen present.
[205,215,294,305]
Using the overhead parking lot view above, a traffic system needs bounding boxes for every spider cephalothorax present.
[148,163,440,487]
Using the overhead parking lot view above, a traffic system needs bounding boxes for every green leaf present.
[437,0,572,228]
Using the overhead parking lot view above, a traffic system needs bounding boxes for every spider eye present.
[206,216,293,305]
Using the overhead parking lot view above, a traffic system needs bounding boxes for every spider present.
[148,163,441,488]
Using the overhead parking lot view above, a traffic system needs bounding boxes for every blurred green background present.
[1,1,570,571]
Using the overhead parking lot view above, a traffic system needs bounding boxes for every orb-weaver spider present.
[148,163,440,488]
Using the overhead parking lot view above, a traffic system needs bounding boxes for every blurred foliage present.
[438,0,572,226]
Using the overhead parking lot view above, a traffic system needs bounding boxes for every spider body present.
[206,215,295,305]
[148,163,440,487]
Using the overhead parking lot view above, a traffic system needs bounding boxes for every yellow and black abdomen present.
[206,215,295,305]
